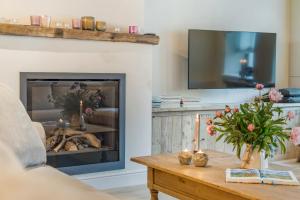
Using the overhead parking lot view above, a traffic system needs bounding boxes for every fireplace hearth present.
[20,72,125,175]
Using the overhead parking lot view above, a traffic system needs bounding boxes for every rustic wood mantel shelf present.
[0,23,160,45]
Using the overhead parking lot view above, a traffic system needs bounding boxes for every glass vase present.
[240,144,268,169]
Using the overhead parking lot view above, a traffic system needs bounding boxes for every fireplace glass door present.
[22,75,125,174]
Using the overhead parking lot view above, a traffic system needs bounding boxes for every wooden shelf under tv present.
[0,23,160,45]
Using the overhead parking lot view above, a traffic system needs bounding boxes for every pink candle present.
[72,18,81,29]
[192,114,200,152]
[30,16,41,26]
[129,25,138,34]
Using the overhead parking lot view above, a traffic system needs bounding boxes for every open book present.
[226,169,299,186]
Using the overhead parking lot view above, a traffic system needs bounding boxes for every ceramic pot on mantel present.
[240,144,268,169]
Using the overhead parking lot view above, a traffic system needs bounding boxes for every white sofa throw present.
[0,83,46,167]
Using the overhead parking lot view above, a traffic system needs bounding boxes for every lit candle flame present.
[80,100,83,105]
[183,148,189,152]
[197,149,204,154]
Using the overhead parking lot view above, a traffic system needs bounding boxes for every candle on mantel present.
[192,114,200,153]
[178,149,193,165]
[80,100,83,117]
[193,149,208,167]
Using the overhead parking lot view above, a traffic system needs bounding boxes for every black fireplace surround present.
[20,72,125,175]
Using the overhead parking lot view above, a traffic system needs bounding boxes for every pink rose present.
[233,107,239,113]
[225,106,231,113]
[85,107,93,115]
[256,83,264,90]
[206,125,216,136]
[287,111,295,121]
[291,127,300,146]
[247,124,255,132]
[215,111,223,118]
[268,88,283,103]
[206,118,213,125]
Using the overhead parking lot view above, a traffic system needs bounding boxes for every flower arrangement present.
[48,82,105,118]
[206,84,294,162]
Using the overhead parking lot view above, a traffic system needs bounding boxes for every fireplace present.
[20,72,125,175]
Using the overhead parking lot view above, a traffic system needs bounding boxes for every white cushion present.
[0,140,24,173]
[0,83,46,167]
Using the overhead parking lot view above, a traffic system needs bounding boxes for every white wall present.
[0,0,152,189]
[145,0,290,103]
[290,0,300,86]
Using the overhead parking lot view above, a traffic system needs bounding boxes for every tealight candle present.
[72,18,81,29]
[30,16,41,26]
[193,150,208,167]
[178,149,193,165]
[57,118,66,129]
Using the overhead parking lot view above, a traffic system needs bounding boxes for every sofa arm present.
[32,122,46,147]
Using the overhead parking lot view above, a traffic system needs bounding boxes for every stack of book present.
[152,96,162,108]
[181,97,201,107]
[152,96,202,108]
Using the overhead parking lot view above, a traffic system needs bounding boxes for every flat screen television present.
[188,30,276,89]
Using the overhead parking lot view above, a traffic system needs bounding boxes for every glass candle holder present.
[72,18,81,29]
[41,15,51,28]
[129,25,139,34]
[30,16,41,26]
[95,21,106,31]
[81,16,95,31]
[178,149,193,165]
[192,150,208,167]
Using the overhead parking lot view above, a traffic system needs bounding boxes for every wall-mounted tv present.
[188,30,276,89]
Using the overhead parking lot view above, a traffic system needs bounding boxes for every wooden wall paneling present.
[152,116,162,155]
[160,116,173,153]
[182,114,194,150]
[171,115,183,152]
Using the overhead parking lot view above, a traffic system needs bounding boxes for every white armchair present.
[0,83,118,200]
[32,122,46,147]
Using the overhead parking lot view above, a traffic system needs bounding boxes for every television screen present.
[188,30,276,89]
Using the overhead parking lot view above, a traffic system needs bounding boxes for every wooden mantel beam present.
[0,23,160,45]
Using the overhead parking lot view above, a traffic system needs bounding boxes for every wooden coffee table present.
[131,151,300,200]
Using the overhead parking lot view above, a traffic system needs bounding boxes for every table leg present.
[150,189,159,200]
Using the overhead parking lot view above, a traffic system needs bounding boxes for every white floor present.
[104,185,176,200]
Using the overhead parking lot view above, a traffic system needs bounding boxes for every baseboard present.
[74,169,147,190]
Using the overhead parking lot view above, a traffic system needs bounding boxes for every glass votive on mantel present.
[72,18,81,29]
[41,15,51,28]
[178,149,193,165]
[192,150,208,167]
[129,25,139,34]
[95,21,106,32]
[81,16,95,30]
[64,23,71,29]
[30,15,41,26]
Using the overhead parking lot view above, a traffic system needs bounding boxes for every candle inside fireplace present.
[80,100,83,117]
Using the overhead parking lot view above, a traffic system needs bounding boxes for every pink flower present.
[206,118,213,125]
[256,83,264,90]
[206,125,216,136]
[268,88,283,103]
[85,107,93,115]
[233,107,239,113]
[247,124,255,132]
[215,111,223,118]
[291,127,300,146]
[287,111,295,121]
[225,105,231,113]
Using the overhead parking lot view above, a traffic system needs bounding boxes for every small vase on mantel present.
[240,144,268,169]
